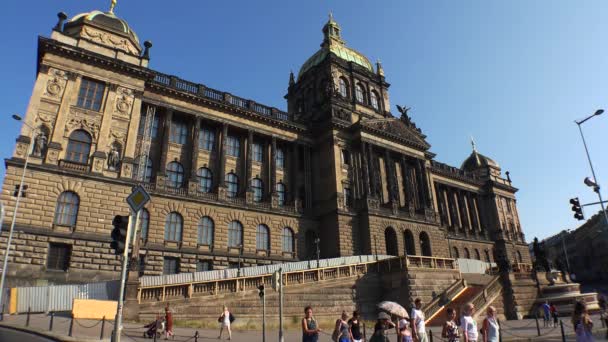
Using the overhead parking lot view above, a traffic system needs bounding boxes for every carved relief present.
[15,143,28,158]
[47,149,59,163]
[82,27,139,55]
[109,129,127,147]
[65,110,101,139]
[114,87,135,117]
[43,68,69,100]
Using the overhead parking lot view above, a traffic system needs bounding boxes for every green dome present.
[65,10,140,46]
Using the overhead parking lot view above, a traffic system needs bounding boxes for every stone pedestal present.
[122,270,141,321]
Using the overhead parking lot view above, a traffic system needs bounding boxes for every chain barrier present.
[73,317,104,329]
[498,318,537,329]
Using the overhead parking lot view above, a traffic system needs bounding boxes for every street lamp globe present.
[594,109,604,116]
[12,114,23,121]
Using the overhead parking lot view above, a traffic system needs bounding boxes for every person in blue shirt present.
[542,301,551,327]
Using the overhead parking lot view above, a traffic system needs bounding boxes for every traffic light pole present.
[112,210,136,342]
[577,121,608,227]
[279,268,284,342]
[262,287,266,342]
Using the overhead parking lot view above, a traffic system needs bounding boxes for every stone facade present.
[1,7,530,285]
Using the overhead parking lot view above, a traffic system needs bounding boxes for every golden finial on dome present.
[109,0,117,14]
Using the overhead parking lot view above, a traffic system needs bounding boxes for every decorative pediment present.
[361,117,430,150]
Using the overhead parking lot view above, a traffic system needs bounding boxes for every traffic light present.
[110,215,129,255]
[258,284,265,298]
[271,270,281,291]
[569,198,584,220]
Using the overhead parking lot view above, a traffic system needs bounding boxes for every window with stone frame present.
[474,249,481,260]
[164,212,183,242]
[170,118,188,144]
[343,187,352,207]
[196,260,213,272]
[355,83,366,103]
[226,135,240,157]
[484,250,491,262]
[339,78,348,98]
[464,248,471,259]
[282,227,294,253]
[65,130,92,164]
[251,178,264,202]
[370,91,380,110]
[276,148,285,169]
[256,224,270,251]
[252,142,263,162]
[225,173,239,198]
[276,182,286,206]
[47,243,71,271]
[163,257,180,275]
[228,220,243,248]
[198,216,214,246]
[54,191,80,226]
[138,255,146,277]
[138,111,160,139]
[341,149,351,166]
[199,126,215,151]
[76,78,105,111]
[133,156,153,183]
[197,167,213,193]
[139,208,150,241]
[166,161,184,188]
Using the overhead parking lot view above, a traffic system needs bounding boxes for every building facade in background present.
[0,6,530,285]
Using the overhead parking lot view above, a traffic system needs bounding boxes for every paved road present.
[0,326,58,342]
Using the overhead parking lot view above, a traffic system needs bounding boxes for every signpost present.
[112,186,150,342]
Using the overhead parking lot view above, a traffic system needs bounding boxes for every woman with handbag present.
[218,305,232,340]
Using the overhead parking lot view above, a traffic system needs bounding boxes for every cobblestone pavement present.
[0,313,606,341]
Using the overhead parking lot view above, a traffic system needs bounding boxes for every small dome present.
[461,150,500,172]
[65,10,140,47]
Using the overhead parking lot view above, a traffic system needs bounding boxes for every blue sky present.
[2,1,608,241]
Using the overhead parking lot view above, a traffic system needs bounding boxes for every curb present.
[0,322,110,342]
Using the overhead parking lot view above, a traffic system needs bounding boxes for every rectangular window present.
[343,187,352,207]
[276,148,285,169]
[163,257,180,275]
[196,260,213,272]
[47,243,71,271]
[341,149,351,166]
[252,143,263,162]
[77,78,105,111]
[199,127,215,151]
[226,136,240,157]
[138,255,146,277]
[170,119,188,144]
[138,112,160,139]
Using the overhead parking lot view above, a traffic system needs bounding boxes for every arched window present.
[256,224,270,251]
[251,178,263,202]
[276,148,285,169]
[282,227,295,253]
[197,167,213,193]
[228,220,243,248]
[484,250,491,262]
[475,249,481,260]
[419,232,432,256]
[164,212,183,242]
[54,191,79,226]
[66,130,92,164]
[226,135,240,157]
[276,182,286,206]
[225,173,239,198]
[166,162,184,188]
[133,156,153,182]
[355,83,365,103]
[139,209,150,241]
[403,230,416,256]
[198,216,214,246]
[452,247,460,258]
[370,91,379,110]
[339,78,348,98]
[464,248,471,259]
[385,227,398,256]
[517,250,523,263]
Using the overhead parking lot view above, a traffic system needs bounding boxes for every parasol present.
[377,301,409,319]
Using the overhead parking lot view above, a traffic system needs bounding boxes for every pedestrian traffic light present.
[110,215,129,255]
[271,270,281,291]
[569,198,584,220]
[258,284,265,298]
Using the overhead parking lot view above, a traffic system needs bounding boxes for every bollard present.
[49,312,54,331]
[26,307,31,327]
[1,303,5,321]
[429,329,434,342]
[68,316,74,337]
[100,316,106,340]
[534,312,541,336]
[194,331,199,342]
[560,320,566,342]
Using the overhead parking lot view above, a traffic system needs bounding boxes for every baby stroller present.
[143,317,165,339]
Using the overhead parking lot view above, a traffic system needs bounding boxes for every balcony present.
[59,160,89,173]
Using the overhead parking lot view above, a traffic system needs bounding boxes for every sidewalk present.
[0,313,606,341]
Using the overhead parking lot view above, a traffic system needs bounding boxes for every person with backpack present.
[218,305,234,340]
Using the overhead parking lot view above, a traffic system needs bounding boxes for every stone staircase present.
[426,285,483,326]
[509,272,539,318]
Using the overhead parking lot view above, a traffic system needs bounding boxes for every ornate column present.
[443,187,453,228]
[46,72,80,166]
[451,189,463,232]
[467,193,480,234]
[158,109,173,175]
[384,150,398,208]
[244,130,253,203]
[472,195,485,237]
[415,159,428,209]
[121,95,143,179]
[367,144,378,198]
[217,123,228,187]
[293,143,302,211]
[270,136,278,207]
[188,117,201,195]
[461,191,473,233]
[360,141,370,197]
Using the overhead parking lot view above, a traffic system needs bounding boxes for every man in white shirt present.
[410,298,428,342]
[461,303,478,342]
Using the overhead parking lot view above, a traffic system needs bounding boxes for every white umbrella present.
[377,301,409,319]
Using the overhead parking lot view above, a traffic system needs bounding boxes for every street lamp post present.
[576,109,608,227]
[314,238,320,268]
[0,115,36,318]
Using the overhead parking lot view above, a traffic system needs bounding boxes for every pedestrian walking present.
[398,312,413,342]
[441,308,459,342]
[482,306,499,342]
[218,305,233,340]
[332,311,350,342]
[599,294,607,325]
[572,301,594,342]
[348,311,364,342]
[542,301,551,327]
[461,303,478,342]
[370,312,395,342]
[302,306,320,342]
[164,305,174,340]
[410,298,428,342]
[550,303,558,328]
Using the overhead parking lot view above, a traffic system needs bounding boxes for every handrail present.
[470,276,503,318]
[423,278,467,320]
